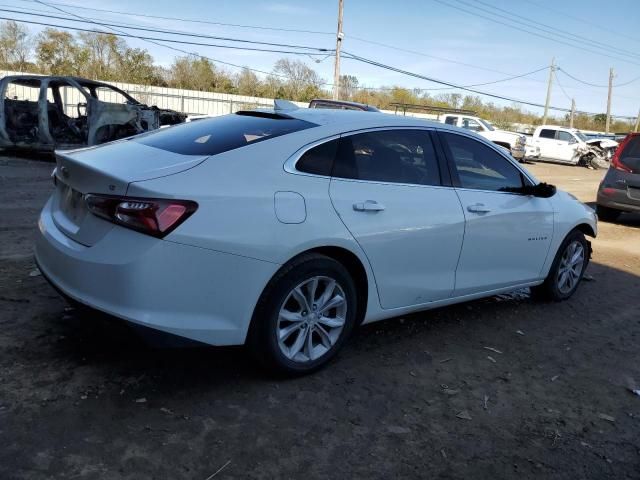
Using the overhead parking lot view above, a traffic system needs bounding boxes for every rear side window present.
[620,136,640,172]
[440,132,525,192]
[134,113,317,155]
[539,129,556,139]
[444,116,457,125]
[332,129,441,186]
[297,139,339,176]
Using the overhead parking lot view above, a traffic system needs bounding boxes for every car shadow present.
[585,201,640,227]
[23,258,637,392]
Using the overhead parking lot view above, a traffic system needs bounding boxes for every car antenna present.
[274,99,299,111]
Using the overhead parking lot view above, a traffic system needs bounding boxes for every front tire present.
[531,230,590,301]
[248,254,357,375]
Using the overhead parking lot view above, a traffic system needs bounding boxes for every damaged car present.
[0,75,186,152]
[528,125,618,169]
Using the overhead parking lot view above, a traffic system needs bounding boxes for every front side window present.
[296,139,339,176]
[444,116,458,126]
[557,131,574,142]
[461,118,483,132]
[332,129,440,186]
[539,129,556,139]
[440,132,525,192]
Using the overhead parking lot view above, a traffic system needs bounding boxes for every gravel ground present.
[1,155,639,479]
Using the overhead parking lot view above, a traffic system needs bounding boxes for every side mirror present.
[531,182,556,198]
[568,137,578,145]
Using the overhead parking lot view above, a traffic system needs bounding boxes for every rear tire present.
[531,230,590,301]
[247,253,357,376]
[596,204,621,222]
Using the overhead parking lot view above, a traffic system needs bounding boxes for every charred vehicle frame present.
[0,75,186,152]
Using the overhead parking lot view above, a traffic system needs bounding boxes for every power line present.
[4,15,332,56]
[5,5,551,94]
[522,0,640,45]
[28,0,325,84]
[342,50,637,119]
[17,0,335,35]
[469,0,640,62]
[557,68,640,88]
[431,0,640,68]
[2,8,331,53]
[553,69,572,102]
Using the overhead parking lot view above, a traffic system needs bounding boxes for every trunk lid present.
[52,139,207,246]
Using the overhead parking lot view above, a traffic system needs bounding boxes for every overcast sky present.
[7,0,640,117]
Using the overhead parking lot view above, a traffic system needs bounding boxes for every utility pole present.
[570,98,575,128]
[542,57,555,125]
[605,67,614,134]
[332,0,344,100]
[634,107,640,132]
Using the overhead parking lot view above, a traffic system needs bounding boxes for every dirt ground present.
[1,155,639,479]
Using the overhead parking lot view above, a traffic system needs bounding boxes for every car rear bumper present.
[35,197,278,346]
[597,190,640,212]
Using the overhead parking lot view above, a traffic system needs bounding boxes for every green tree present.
[36,28,86,75]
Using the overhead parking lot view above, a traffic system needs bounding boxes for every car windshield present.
[575,131,588,142]
[478,118,495,131]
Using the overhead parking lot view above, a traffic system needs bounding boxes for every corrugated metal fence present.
[1,70,437,120]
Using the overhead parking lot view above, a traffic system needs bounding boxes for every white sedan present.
[35,103,597,374]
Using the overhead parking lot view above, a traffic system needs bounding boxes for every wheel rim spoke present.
[315,324,334,348]
[277,276,347,364]
[318,315,345,328]
[319,294,345,314]
[288,327,307,359]
[292,287,310,312]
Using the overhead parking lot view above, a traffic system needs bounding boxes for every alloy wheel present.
[276,276,347,363]
[556,240,585,294]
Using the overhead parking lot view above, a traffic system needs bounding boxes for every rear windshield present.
[620,136,640,172]
[134,113,317,155]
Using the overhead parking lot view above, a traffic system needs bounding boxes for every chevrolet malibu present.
[35,104,597,374]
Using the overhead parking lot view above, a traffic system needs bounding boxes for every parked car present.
[439,114,536,161]
[596,133,640,221]
[309,98,380,112]
[527,125,618,168]
[0,75,186,152]
[35,104,597,374]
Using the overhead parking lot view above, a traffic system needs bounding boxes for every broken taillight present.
[85,194,197,238]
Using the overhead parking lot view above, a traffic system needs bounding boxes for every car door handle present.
[353,200,385,212]
[467,203,491,214]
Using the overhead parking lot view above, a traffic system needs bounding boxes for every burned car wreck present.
[0,75,186,151]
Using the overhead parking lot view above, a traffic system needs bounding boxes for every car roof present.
[282,107,444,129]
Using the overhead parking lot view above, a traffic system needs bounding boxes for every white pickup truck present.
[440,114,536,161]
[527,125,618,168]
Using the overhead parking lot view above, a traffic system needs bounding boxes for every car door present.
[555,130,578,163]
[438,131,554,297]
[535,128,559,160]
[329,128,465,309]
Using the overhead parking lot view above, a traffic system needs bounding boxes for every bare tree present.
[0,21,31,71]
[273,58,324,101]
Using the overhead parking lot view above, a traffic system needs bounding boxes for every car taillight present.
[610,136,633,173]
[85,194,197,238]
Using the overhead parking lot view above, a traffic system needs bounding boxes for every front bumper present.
[511,145,526,159]
[35,197,278,346]
[525,145,541,159]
